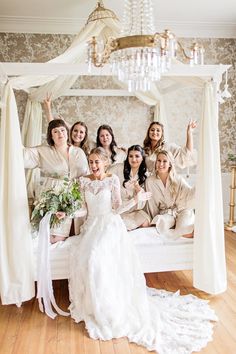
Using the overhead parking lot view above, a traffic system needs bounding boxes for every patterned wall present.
[0,33,235,171]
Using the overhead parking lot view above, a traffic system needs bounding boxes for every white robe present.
[24,144,89,236]
[108,163,150,230]
[145,174,195,240]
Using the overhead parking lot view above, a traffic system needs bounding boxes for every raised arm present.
[43,93,54,123]
[186,119,197,152]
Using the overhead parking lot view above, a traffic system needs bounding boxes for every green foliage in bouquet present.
[31,178,82,231]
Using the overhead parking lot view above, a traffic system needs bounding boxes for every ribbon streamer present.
[37,212,69,319]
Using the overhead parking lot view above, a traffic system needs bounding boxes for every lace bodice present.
[79,175,122,216]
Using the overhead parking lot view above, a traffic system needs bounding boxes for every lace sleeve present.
[111,174,122,210]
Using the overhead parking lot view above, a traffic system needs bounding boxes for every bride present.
[68,147,217,354]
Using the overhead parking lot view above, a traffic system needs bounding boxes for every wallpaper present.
[0,33,235,171]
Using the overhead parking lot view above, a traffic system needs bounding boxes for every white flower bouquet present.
[31,178,82,231]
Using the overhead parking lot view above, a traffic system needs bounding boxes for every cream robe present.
[145,174,195,240]
[109,163,150,230]
[24,144,89,237]
[145,142,197,174]
[109,147,127,167]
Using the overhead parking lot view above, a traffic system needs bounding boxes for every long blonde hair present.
[155,150,179,197]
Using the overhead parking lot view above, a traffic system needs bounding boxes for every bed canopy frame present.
[0,14,228,306]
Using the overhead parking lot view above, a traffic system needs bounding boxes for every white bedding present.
[33,227,193,280]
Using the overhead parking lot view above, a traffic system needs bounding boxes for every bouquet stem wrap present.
[37,212,69,319]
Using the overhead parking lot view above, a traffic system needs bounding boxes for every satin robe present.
[24,144,89,237]
[145,174,195,240]
[108,163,150,230]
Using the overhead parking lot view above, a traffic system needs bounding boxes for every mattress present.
[33,227,193,280]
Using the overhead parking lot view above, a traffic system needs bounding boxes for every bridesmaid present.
[96,124,127,167]
[145,150,195,239]
[43,93,90,156]
[143,120,197,173]
[23,119,89,243]
[108,145,150,230]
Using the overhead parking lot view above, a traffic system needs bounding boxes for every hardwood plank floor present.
[0,230,235,354]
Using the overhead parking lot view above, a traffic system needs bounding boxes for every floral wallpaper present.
[0,33,235,171]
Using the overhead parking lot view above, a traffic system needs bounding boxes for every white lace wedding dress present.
[69,175,217,354]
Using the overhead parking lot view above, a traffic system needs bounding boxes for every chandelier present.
[87,0,205,92]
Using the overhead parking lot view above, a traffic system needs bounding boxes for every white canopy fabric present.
[193,82,227,292]
[0,16,227,305]
[0,83,35,304]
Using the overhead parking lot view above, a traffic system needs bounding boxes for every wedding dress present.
[69,175,216,354]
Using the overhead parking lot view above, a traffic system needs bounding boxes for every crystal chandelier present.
[87,0,205,92]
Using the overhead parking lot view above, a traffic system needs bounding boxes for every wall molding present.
[0,16,236,38]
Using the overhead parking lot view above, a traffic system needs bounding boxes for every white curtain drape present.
[193,82,227,294]
[0,82,35,304]
[21,100,42,198]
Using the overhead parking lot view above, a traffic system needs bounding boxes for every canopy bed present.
[0,12,228,307]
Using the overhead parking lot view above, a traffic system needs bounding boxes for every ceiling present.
[0,0,236,38]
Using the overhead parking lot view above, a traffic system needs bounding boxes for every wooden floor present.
[0,231,236,354]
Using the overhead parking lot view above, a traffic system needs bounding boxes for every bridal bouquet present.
[31,178,82,231]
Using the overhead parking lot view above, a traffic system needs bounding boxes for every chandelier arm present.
[177,41,193,60]
[89,37,117,68]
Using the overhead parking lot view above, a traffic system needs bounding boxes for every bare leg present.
[139,220,150,228]
[182,231,194,238]
[50,235,67,244]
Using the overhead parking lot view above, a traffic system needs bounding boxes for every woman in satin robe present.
[143,120,197,174]
[23,119,89,243]
[96,124,127,167]
[108,145,150,230]
[145,150,195,239]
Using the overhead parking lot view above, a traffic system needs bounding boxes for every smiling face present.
[128,150,143,170]
[155,153,171,175]
[71,123,86,146]
[89,153,106,179]
[51,126,68,146]
[149,123,163,143]
[99,129,112,148]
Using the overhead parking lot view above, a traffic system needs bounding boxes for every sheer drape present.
[0,83,35,304]
[193,82,227,294]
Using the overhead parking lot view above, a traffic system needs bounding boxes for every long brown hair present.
[143,121,165,155]
[96,124,117,163]
[70,121,89,156]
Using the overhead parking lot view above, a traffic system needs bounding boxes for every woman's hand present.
[187,119,197,134]
[43,92,52,110]
[55,211,66,220]
[133,181,142,194]
[186,120,197,151]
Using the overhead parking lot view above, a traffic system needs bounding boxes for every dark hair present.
[47,119,70,146]
[123,145,147,187]
[96,124,117,163]
[143,121,165,154]
[70,121,89,155]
